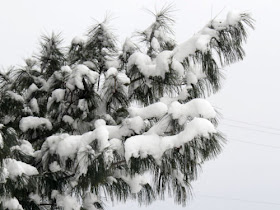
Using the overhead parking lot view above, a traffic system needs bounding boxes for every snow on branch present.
[125,117,216,163]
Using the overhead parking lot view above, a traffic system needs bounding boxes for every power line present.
[198,194,280,206]
[229,138,280,150]
[222,123,280,136]
[223,117,280,132]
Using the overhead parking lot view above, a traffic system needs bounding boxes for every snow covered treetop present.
[0,6,253,210]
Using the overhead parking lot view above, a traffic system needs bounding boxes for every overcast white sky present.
[1,0,280,209]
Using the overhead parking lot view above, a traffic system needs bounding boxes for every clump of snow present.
[155,51,173,78]
[125,118,216,163]
[54,135,85,159]
[54,193,81,210]
[117,72,130,85]
[51,89,65,103]
[0,167,9,183]
[115,171,148,193]
[184,63,206,85]
[128,102,168,119]
[29,193,41,204]
[169,99,216,125]
[0,133,3,149]
[66,64,99,90]
[171,59,184,77]
[185,71,198,84]
[122,38,137,60]
[4,158,39,180]
[124,116,145,134]
[72,35,87,45]
[105,68,130,85]
[226,10,242,25]
[83,193,100,210]
[160,88,190,106]
[25,83,39,99]
[6,91,24,102]
[1,197,23,210]
[61,65,72,73]
[41,122,110,161]
[127,52,156,77]
[11,140,35,156]
[62,115,74,125]
[151,37,160,52]
[49,161,61,172]
[106,67,118,78]
[105,59,120,69]
[173,27,218,62]
[172,169,185,186]
[174,10,245,62]
[109,138,124,155]
[19,116,52,132]
[83,61,97,69]
[106,116,145,139]
[78,99,89,112]
[30,98,39,114]
[94,119,106,128]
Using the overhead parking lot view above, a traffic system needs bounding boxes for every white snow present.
[109,138,124,155]
[11,140,35,156]
[25,83,39,99]
[19,116,52,132]
[1,197,23,210]
[4,158,39,180]
[105,116,145,139]
[124,116,145,134]
[125,118,216,163]
[151,37,160,52]
[106,67,118,77]
[72,35,87,45]
[122,38,137,59]
[83,193,100,210]
[168,99,216,125]
[78,99,88,112]
[172,169,185,186]
[51,89,65,103]
[128,102,168,119]
[0,133,3,149]
[226,10,242,25]
[171,59,184,77]
[62,115,74,125]
[0,167,9,183]
[83,61,97,70]
[29,193,41,204]
[160,88,190,106]
[6,91,24,102]
[49,161,61,172]
[173,10,244,62]
[41,122,110,161]
[105,68,130,85]
[105,59,120,69]
[66,64,99,90]
[55,193,81,210]
[173,27,217,62]
[30,98,39,114]
[155,50,173,78]
[185,71,198,84]
[117,72,130,85]
[127,50,185,79]
[61,65,72,73]
[115,171,148,193]
[127,52,156,77]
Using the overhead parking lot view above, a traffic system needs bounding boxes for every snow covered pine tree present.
[0,7,253,210]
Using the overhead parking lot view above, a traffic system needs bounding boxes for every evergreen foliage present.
[0,7,253,210]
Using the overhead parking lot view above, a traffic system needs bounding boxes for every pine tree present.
[0,7,253,210]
